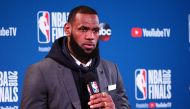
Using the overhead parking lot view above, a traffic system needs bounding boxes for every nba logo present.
[37,11,50,43]
[91,81,99,93]
[135,69,147,100]
[189,14,190,44]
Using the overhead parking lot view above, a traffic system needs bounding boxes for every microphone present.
[82,72,100,95]
[83,72,101,109]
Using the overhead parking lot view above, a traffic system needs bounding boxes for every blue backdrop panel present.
[0,0,190,108]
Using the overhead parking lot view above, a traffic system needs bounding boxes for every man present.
[21,6,130,109]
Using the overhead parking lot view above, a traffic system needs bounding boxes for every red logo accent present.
[131,27,142,37]
[148,102,156,108]
[99,35,110,41]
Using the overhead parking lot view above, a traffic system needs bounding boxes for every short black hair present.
[68,5,98,23]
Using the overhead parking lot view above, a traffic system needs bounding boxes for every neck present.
[67,43,90,64]
[71,52,90,64]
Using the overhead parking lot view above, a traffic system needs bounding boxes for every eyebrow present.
[92,27,100,31]
[78,25,100,30]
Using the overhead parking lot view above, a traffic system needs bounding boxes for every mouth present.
[83,43,95,50]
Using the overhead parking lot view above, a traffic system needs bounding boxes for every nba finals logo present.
[0,71,19,109]
[135,69,172,108]
[187,14,190,52]
[37,11,69,52]
[37,11,50,44]
[135,69,147,100]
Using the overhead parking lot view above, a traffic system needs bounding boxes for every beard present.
[69,33,99,61]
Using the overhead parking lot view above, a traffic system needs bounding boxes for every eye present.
[79,26,88,32]
[92,28,100,34]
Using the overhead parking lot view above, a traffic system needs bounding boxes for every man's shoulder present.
[99,58,116,67]
[25,58,62,79]
[99,58,118,74]
[27,58,60,72]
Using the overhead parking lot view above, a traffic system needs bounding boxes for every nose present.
[85,31,95,40]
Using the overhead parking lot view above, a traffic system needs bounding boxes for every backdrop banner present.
[0,0,190,108]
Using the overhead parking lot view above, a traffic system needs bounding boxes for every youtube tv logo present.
[131,27,143,37]
[131,27,171,38]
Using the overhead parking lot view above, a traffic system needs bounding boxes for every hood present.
[46,36,100,72]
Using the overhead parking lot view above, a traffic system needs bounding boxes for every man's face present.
[68,13,100,55]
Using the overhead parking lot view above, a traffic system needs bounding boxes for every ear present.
[64,23,71,36]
